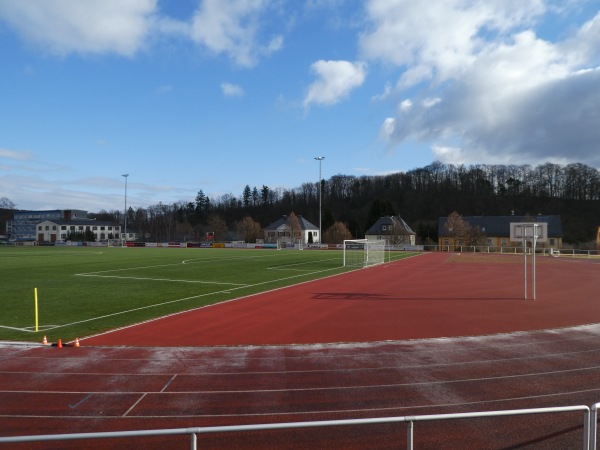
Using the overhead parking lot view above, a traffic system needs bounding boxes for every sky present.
[1,0,599,213]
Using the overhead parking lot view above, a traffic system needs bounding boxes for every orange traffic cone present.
[42,336,48,345]
[57,339,62,349]
[74,338,80,348]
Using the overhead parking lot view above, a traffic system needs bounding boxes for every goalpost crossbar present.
[343,239,387,267]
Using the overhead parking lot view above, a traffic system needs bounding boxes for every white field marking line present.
[4,361,600,395]
[75,252,282,277]
[38,265,343,333]
[267,257,340,271]
[0,324,59,333]
[76,274,247,286]
[0,251,104,258]
[3,386,600,420]
[181,253,281,265]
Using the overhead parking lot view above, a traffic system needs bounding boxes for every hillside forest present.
[2,162,599,246]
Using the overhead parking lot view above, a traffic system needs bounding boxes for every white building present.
[36,219,122,243]
[263,214,320,245]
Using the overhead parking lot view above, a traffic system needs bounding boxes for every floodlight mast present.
[314,157,325,244]
[122,174,129,247]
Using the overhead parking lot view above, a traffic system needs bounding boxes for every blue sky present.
[1,0,599,212]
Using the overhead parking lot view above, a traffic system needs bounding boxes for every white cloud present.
[0,0,157,56]
[221,82,244,97]
[190,0,283,67]
[304,60,367,108]
[363,0,600,168]
[0,147,33,161]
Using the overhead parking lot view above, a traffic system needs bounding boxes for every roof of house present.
[437,215,563,237]
[263,215,318,231]
[38,219,118,227]
[365,215,416,235]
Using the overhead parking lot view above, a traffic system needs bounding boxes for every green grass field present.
[0,246,416,343]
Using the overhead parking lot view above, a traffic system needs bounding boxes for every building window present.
[501,238,507,246]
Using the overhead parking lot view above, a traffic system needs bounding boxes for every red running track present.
[85,252,600,346]
[1,252,599,449]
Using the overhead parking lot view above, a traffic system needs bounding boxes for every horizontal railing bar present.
[0,405,590,444]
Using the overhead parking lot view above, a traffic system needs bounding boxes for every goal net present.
[277,238,303,250]
[343,239,387,267]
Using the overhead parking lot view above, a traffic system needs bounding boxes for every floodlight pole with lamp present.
[314,157,325,244]
[122,174,129,247]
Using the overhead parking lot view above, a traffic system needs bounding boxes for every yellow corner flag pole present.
[34,288,39,332]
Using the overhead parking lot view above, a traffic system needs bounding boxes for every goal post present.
[343,239,387,267]
[277,238,303,250]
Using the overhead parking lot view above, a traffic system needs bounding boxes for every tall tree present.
[242,185,251,207]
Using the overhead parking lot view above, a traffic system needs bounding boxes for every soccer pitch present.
[0,247,415,343]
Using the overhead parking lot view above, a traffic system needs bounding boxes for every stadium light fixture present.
[314,157,325,244]
[122,174,129,247]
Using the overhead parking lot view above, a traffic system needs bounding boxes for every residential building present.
[437,215,563,249]
[365,215,417,246]
[263,214,320,244]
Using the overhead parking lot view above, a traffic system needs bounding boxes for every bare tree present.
[0,197,16,209]
[286,212,301,241]
[207,214,227,241]
[236,216,261,243]
[324,221,352,244]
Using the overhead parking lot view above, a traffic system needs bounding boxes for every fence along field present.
[0,247,415,343]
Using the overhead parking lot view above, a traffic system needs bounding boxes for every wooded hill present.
[3,162,599,246]
[107,161,600,246]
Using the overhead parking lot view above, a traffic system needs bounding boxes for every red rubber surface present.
[1,253,599,449]
[86,252,600,346]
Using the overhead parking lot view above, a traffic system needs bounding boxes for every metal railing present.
[0,404,592,449]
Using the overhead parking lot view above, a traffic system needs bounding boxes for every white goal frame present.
[343,239,387,267]
[277,238,303,250]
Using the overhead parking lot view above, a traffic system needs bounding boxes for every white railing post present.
[190,432,197,450]
[591,403,599,450]
[407,421,413,450]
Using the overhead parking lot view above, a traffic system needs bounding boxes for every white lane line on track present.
[4,361,600,395]
[3,385,600,420]
[161,375,177,392]
[122,393,147,417]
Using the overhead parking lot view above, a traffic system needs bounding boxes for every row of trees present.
[2,162,598,245]
[86,161,598,245]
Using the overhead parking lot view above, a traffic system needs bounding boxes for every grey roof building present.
[365,215,416,245]
[263,214,320,244]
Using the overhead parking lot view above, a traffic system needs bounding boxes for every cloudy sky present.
[1,0,599,212]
